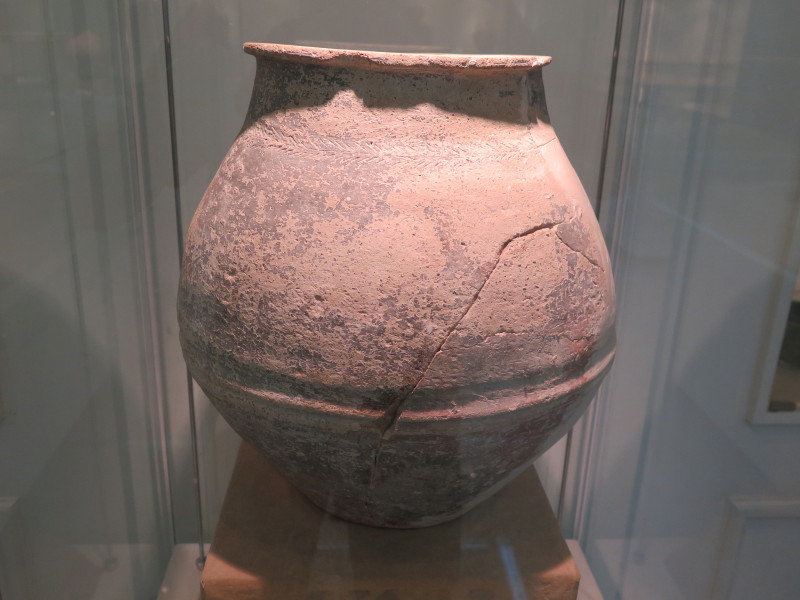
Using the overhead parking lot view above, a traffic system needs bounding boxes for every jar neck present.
[243,57,552,136]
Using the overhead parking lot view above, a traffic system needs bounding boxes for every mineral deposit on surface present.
[178,43,616,527]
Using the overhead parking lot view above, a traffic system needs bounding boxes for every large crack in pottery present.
[555,229,600,267]
[367,212,576,490]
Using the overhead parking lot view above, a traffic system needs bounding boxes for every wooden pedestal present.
[202,443,580,600]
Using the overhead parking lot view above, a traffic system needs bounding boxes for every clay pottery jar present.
[178,43,616,528]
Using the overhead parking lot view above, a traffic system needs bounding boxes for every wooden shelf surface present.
[202,442,579,600]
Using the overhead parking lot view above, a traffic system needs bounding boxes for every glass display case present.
[1,0,798,598]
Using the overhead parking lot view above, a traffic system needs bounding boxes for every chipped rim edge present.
[243,42,552,72]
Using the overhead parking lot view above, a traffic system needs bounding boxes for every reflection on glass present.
[580,0,800,598]
[0,0,170,597]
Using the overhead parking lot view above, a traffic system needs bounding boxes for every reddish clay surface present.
[178,43,616,527]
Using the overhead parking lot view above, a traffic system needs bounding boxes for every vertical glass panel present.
[582,0,800,597]
[0,0,172,597]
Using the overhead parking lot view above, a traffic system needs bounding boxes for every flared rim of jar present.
[243,42,552,73]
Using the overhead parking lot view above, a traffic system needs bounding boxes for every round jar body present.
[178,44,616,527]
